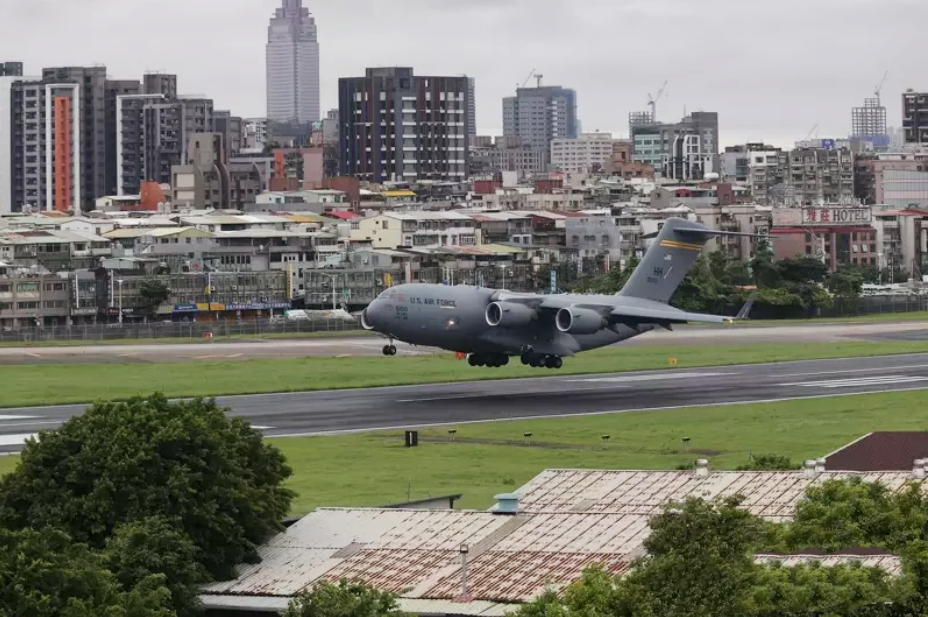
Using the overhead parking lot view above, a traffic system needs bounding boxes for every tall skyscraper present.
[503,84,578,171]
[338,67,469,183]
[266,0,320,124]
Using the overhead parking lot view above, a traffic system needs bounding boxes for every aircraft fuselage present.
[361,283,652,358]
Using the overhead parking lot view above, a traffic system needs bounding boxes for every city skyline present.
[2,0,925,147]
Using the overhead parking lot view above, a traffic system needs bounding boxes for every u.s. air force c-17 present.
[360,217,758,369]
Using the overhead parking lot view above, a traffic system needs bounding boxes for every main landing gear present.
[467,353,510,368]
[520,353,563,370]
[382,343,397,356]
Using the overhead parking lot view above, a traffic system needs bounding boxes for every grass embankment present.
[2,390,926,514]
[268,389,928,513]
[3,341,928,408]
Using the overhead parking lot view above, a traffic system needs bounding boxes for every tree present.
[0,527,175,617]
[283,580,412,617]
[737,454,798,471]
[104,517,209,617]
[138,279,171,313]
[0,393,296,580]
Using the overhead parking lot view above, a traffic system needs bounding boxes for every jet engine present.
[360,308,375,330]
[485,301,537,328]
[556,307,607,334]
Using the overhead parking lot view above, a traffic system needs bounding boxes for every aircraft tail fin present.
[619,218,762,304]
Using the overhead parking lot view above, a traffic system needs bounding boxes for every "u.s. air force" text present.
[408,297,457,308]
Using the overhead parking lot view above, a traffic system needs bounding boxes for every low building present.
[870,208,928,278]
[770,205,877,270]
[0,267,72,328]
[550,133,614,174]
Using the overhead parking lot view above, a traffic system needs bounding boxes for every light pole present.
[318,273,345,310]
[116,279,124,325]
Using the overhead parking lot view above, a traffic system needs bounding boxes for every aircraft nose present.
[361,299,386,331]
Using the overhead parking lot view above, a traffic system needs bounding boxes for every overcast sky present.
[3,0,924,148]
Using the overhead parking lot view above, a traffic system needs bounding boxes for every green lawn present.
[274,389,928,513]
[2,390,926,515]
[0,329,372,348]
[3,341,928,408]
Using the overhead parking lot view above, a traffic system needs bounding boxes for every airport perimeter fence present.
[0,317,365,345]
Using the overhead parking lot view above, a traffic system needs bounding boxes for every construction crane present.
[518,69,536,90]
[648,81,668,123]
[874,70,889,106]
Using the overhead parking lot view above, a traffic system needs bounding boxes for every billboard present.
[801,207,872,225]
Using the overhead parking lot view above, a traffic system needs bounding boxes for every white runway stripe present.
[569,372,734,383]
[0,415,38,421]
[782,375,928,389]
[0,434,37,446]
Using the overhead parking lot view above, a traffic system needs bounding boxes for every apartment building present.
[0,228,113,272]
[550,133,614,173]
[104,79,142,196]
[0,267,72,328]
[503,84,578,171]
[871,208,928,278]
[349,212,479,250]
[214,111,243,158]
[783,144,855,205]
[141,94,214,187]
[0,62,23,77]
[632,112,720,181]
[903,89,928,144]
[171,133,262,210]
[337,67,469,183]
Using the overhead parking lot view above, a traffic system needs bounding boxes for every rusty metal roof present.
[514,469,916,521]
[201,468,918,610]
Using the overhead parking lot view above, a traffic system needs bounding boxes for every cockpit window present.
[378,289,394,300]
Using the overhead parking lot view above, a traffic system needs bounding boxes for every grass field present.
[1,390,925,514]
[2,390,925,514]
[3,340,928,408]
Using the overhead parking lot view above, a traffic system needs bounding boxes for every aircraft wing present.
[493,292,733,326]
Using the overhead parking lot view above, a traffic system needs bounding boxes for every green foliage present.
[283,580,411,617]
[0,527,175,617]
[737,454,798,471]
[103,517,209,617]
[138,279,171,310]
[0,393,296,580]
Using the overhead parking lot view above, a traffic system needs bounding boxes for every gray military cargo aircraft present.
[360,217,757,369]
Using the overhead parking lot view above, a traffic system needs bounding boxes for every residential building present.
[244,118,269,150]
[0,269,73,328]
[266,0,320,124]
[486,138,546,179]
[783,143,855,206]
[115,92,166,196]
[466,77,476,136]
[0,228,113,272]
[337,67,469,183]
[143,73,177,99]
[871,208,928,279]
[693,204,772,261]
[1,62,23,77]
[550,132,614,173]
[903,90,928,144]
[171,133,263,210]
[141,95,214,187]
[42,66,108,211]
[565,210,622,262]
[104,79,142,196]
[214,111,243,158]
[348,212,479,250]
[855,152,928,206]
[503,83,578,170]
[632,111,720,181]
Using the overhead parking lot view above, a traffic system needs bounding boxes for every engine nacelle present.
[485,301,537,328]
[556,307,607,335]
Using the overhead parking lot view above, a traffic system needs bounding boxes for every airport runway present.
[2,352,928,454]
[1,320,927,365]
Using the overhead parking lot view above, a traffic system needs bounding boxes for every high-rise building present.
[0,62,23,77]
[115,92,166,195]
[338,67,469,183]
[503,84,578,171]
[851,97,888,147]
[42,67,108,211]
[104,79,141,195]
[466,77,476,136]
[266,0,320,124]
[140,97,214,187]
[903,89,928,144]
[215,111,244,158]
[631,111,719,181]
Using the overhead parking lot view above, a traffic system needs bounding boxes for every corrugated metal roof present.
[755,554,903,576]
[514,469,916,521]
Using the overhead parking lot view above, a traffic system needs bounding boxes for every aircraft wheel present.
[468,354,478,367]
[382,345,393,356]
[475,355,486,367]
[553,357,563,369]
[487,357,498,368]
[501,355,510,366]
[389,345,397,356]
[521,353,531,365]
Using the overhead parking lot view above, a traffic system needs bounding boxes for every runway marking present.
[118,353,139,358]
[227,353,244,358]
[270,384,928,439]
[781,375,928,389]
[0,434,37,446]
[251,426,274,430]
[776,364,928,379]
[397,385,632,403]
[568,372,734,383]
[0,415,39,421]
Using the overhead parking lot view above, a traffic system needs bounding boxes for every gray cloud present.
[1,0,923,147]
